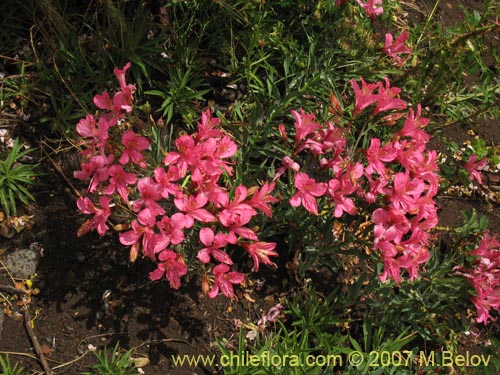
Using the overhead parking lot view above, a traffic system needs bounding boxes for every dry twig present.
[23,308,54,375]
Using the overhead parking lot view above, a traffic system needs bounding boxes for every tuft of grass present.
[0,139,39,216]
[83,343,136,375]
[0,355,25,375]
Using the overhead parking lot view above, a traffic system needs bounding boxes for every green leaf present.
[144,90,167,98]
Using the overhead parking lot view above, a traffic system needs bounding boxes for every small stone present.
[2,248,40,279]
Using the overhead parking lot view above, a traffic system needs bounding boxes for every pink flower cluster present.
[278,77,439,284]
[383,31,412,66]
[356,0,383,19]
[456,232,500,324]
[74,64,278,299]
[334,0,383,19]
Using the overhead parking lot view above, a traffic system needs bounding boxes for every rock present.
[2,248,40,279]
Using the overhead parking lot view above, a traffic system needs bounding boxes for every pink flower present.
[383,31,412,66]
[156,213,187,246]
[397,228,430,280]
[218,185,257,226]
[290,172,327,215]
[246,182,278,217]
[395,104,430,144]
[387,172,425,213]
[197,228,232,265]
[93,91,114,112]
[119,220,162,261]
[208,264,245,299]
[114,62,135,96]
[394,139,426,172]
[76,115,111,150]
[373,207,410,244]
[364,173,390,204]
[257,303,284,328]
[364,138,398,176]
[464,154,487,185]
[242,241,278,272]
[74,154,114,192]
[94,62,135,116]
[456,232,500,324]
[214,136,238,159]
[356,0,383,18]
[76,196,112,236]
[174,193,216,228]
[149,250,188,289]
[119,130,150,167]
[327,178,358,218]
[274,156,300,181]
[154,166,181,198]
[350,77,380,116]
[291,109,322,145]
[132,177,165,227]
[195,109,224,141]
[379,254,402,283]
[104,164,137,201]
[220,213,258,244]
[372,77,407,116]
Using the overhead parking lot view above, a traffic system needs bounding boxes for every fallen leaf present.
[133,357,150,368]
[0,221,15,238]
[245,330,258,340]
[243,292,256,303]
[10,215,35,233]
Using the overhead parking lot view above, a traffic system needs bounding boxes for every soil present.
[1,1,499,374]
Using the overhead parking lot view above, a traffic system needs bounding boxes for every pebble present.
[1,248,40,279]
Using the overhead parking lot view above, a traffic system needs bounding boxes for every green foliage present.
[0,139,39,216]
[0,355,25,375]
[83,343,136,375]
[219,292,349,375]
[146,67,210,126]
[403,0,499,126]
[455,209,489,238]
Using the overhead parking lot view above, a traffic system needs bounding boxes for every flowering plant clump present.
[74,63,278,299]
[455,232,500,324]
[277,76,439,284]
[73,64,498,325]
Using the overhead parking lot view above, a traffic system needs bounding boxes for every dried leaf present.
[113,223,129,231]
[0,221,15,238]
[243,292,256,303]
[245,330,258,341]
[133,357,150,368]
[77,220,91,237]
[8,215,35,233]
